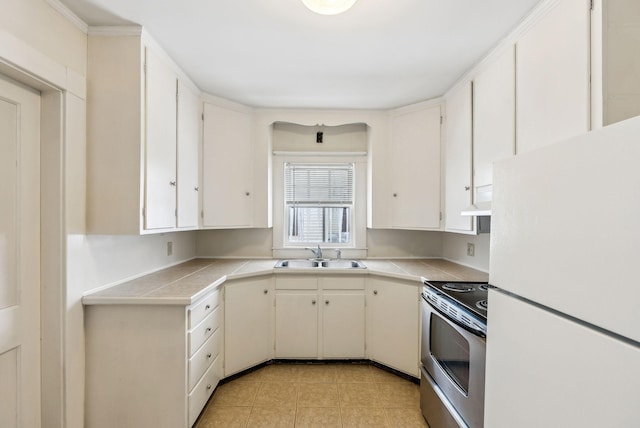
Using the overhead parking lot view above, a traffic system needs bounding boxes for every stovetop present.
[422,279,489,321]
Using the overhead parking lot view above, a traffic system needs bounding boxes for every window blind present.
[284,163,354,244]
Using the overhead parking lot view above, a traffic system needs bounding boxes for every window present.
[284,162,354,245]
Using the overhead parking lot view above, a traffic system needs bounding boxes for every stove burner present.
[476,300,488,310]
[442,283,476,293]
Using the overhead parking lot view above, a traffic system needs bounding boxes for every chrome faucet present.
[306,245,323,259]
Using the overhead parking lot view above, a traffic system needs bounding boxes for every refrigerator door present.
[490,116,640,342]
[485,290,640,428]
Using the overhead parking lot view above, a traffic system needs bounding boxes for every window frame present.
[272,154,367,258]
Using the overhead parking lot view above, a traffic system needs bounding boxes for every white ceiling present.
[61,0,541,109]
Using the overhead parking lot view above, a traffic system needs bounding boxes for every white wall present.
[442,232,490,272]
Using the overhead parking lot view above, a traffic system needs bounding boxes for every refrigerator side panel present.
[485,290,640,428]
[490,116,640,342]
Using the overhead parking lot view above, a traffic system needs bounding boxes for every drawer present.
[188,328,221,391]
[320,276,365,290]
[189,290,220,329]
[276,275,317,290]
[189,306,221,356]
[188,355,222,427]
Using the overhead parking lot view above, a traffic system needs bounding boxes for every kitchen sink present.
[274,259,366,269]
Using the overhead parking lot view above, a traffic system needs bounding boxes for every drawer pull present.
[373,290,378,295]
[325,300,330,305]
[263,289,268,294]
[206,327,212,333]
[311,300,316,305]
[207,353,212,359]
[205,304,211,310]
[206,384,212,390]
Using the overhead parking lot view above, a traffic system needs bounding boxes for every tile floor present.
[195,363,429,427]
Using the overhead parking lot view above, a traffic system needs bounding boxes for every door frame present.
[0,58,67,426]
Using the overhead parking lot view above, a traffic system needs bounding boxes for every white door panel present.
[0,74,41,428]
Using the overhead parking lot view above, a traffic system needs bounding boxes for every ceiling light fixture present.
[301,0,358,15]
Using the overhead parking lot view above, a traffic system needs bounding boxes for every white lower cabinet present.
[84,289,223,428]
[274,275,365,359]
[224,276,274,376]
[366,277,421,377]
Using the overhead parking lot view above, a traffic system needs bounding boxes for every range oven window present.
[430,313,470,394]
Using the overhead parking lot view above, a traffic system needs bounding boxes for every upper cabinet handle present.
[170,181,176,186]
[464,186,470,191]
[194,186,199,191]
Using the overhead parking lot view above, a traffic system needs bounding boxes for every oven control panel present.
[423,286,487,337]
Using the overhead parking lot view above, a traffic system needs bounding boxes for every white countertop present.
[82,258,488,306]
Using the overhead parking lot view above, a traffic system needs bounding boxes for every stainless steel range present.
[420,279,488,428]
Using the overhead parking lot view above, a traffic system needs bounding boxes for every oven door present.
[421,294,486,428]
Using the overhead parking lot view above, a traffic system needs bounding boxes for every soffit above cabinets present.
[60,0,540,109]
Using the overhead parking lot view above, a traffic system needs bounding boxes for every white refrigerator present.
[486,116,640,427]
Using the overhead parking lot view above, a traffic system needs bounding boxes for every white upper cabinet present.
[592,0,640,128]
[473,46,516,191]
[516,0,591,154]
[202,101,254,228]
[444,82,473,233]
[86,30,200,234]
[389,103,442,230]
[177,80,200,229]
[144,48,178,230]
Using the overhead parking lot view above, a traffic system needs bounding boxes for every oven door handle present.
[422,293,486,339]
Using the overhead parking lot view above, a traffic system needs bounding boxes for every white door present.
[275,292,318,358]
[145,47,177,230]
[322,293,365,358]
[0,74,41,427]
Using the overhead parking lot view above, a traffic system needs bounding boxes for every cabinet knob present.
[245,192,250,196]
[312,300,316,305]
[393,193,398,197]
[464,186,470,191]
[206,327,212,333]
[207,353,212,359]
[206,384,212,390]
[170,181,176,186]
[205,304,211,310]
[263,289,268,294]
[325,300,330,305]
[194,186,199,192]
[373,290,378,295]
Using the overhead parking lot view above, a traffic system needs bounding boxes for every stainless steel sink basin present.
[320,260,366,269]
[274,259,322,268]
[274,259,366,269]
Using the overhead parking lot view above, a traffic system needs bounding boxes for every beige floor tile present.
[195,406,251,428]
[335,364,374,383]
[295,407,342,427]
[385,408,429,428]
[338,383,380,407]
[368,366,407,383]
[341,407,389,427]
[247,406,295,428]
[254,382,298,407]
[297,383,339,407]
[259,364,300,382]
[210,381,260,407]
[234,366,268,383]
[376,382,420,408]
[295,364,338,383]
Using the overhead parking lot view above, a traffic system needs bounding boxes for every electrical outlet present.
[167,241,173,256]
[467,242,475,257]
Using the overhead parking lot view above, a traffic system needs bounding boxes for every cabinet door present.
[275,292,318,358]
[202,102,253,228]
[444,82,473,233]
[225,278,273,376]
[366,278,420,377]
[390,105,441,230]
[176,80,200,229]
[322,293,365,358]
[473,46,515,190]
[516,0,590,153]
[144,47,177,230]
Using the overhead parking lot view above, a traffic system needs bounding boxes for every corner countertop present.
[82,258,489,306]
